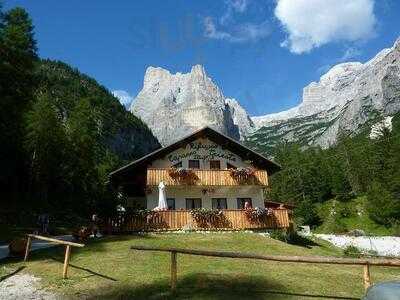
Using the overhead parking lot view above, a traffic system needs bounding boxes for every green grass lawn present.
[1,232,399,299]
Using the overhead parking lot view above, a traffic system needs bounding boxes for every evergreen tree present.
[66,98,102,211]
[0,7,37,204]
[25,93,67,207]
[0,7,159,224]
[367,181,400,225]
[0,4,4,29]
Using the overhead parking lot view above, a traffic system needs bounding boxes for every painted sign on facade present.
[167,141,236,162]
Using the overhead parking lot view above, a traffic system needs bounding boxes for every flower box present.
[168,167,198,184]
[229,167,256,183]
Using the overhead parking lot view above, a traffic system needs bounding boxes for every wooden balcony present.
[146,168,268,186]
[106,209,290,232]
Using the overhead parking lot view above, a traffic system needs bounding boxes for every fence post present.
[24,236,32,262]
[170,251,177,292]
[363,263,371,290]
[63,245,72,279]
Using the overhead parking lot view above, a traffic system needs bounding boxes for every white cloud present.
[275,0,377,54]
[229,0,248,13]
[203,17,270,43]
[112,90,133,107]
[203,0,269,43]
[204,17,233,41]
[220,0,249,25]
[340,47,362,61]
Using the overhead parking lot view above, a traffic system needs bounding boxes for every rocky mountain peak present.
[249,37,400,151]
[395,37,400,49]
[190,64,206,77]
[130,65,254,146]
[130,37,400,152]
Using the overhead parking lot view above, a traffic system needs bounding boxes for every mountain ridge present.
[130,37,400,152]
[247,37,400,152]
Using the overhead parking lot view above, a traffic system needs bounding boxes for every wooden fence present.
[24,234,84,279]
[107,209,290,233]
[131,245,400,293]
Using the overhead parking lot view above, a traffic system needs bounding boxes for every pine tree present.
[0,4,4,29]
[25,93,67,207]
[66,97,103,211]
[367,181,400,225]
[0,7,37,205]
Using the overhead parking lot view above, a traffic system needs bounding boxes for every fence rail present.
[131,245,400,293]
[24,234,84,279]
[107,209,290,233]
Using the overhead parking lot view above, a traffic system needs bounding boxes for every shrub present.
[390,220,400,237]
[269,229,313,246]
[316,200,348,234]
[367,182,400,226]
[269,229,288,242]
[294,199,321,226]
[343,245,362,258]
[319,214,347,234]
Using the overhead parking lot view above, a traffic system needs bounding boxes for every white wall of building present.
[127,136,268,210]
[145,186,264,210]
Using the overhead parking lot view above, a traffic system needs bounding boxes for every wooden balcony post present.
[170,251,177,292]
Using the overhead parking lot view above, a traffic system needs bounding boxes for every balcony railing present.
[106,209,290,232]
[146,168,268,186]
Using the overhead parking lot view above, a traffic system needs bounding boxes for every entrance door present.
[186,198,202,209]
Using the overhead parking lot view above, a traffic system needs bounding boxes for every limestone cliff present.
[130,65,254,145]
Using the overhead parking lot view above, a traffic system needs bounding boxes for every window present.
[209,160,221,169]
[188,160,200,169]
[212,198,227,209]
[172,161,182,168]
[227,163,237,169]
[237,198,252,209]
[186,198,202,209]
[167,198,175,210]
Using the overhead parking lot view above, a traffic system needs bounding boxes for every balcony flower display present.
[168,167,198,184]
[244,207,272,223]
[190,208,225,228]
[229,167,255,182]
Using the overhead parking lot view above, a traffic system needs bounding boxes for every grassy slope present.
[1,233,399,299]
[315,197,393,236]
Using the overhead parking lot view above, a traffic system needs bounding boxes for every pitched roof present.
[109,126,281,180]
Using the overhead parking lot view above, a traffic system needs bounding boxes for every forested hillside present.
[264,113,400,233]
[0,6,160,224]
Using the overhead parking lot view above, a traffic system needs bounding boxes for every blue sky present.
[4,0,400,116]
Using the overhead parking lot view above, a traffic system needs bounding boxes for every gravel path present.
[315,234,400,257]
[0,273,57,300]
[0,236,75,299]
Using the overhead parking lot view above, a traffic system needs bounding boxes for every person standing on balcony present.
[244,201,252,210]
